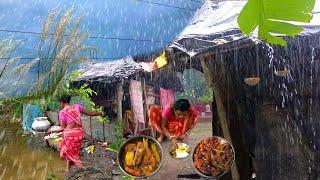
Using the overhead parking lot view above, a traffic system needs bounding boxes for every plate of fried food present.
[169,142,190,159]
[118,136,163,178]
[192,136,235,178]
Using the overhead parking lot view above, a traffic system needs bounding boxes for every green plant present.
[107,122,124,151]
[46,98,60,111]
[54,71,109,122]
[12,102,23,119]
[46,173,57,180]
[95,106,110,123]
[0,98,23,120]
[68,84,97,109]
[46,154,57,180]
[176,69,213,104]
[238,0,316,45]
[198,92,213,104]
[121,175,134,180]
[12,6,93,98]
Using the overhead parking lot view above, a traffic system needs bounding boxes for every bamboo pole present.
[200,57,240,180]
[116,80,124,123]
[142,79,149,129]
[90,116,92,138]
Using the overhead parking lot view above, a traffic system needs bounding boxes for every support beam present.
[116,80,124,123]
[200,57,240,180]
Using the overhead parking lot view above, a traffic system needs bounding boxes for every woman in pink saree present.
[58,95,102,172]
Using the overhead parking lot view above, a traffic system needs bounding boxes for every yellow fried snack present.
[133,142,145,166]
[141,166,153,176]
[143,138,148,149]
[125,151,135,166]
[151,143,160,163]
[125,143,136,152]
[123,138,161,177]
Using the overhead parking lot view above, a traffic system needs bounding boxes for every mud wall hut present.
[72,56,183,140]
[165,1,320,179]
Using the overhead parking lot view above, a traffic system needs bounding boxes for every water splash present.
[266,43,275,68]
[1,146,6,156]
[0,130,5,141]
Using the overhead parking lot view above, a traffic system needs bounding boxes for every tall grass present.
[0,6,94,118]
[0,38,21,99]
[12,6,93,98]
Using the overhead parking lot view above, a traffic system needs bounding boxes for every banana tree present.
[237,0,316,45]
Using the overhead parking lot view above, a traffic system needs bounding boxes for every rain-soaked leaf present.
[238,0,316,45]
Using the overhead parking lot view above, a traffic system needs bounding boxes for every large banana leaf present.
[237,0,316,46]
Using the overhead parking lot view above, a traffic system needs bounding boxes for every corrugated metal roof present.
[75,56,142,83]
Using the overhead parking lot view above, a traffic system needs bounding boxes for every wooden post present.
[90,116,92,138]
[116,80,124,123]
[200,57,240,180]
[103,122,105,141]
[142,79,148,129]
[211,94,222,136]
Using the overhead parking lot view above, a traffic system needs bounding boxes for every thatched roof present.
[75,56,142,83]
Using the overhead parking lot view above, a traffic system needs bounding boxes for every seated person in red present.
[149,99,199,147]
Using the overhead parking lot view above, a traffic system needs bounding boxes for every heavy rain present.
[0,0,319,180]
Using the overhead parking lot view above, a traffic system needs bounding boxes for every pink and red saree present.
[59,105,84,166]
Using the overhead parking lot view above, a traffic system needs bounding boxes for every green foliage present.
[0,98,23,120]
[46,97,60,111]
[58,71,108,122]
[12,102,23,119]
[16,6,94,98]
[238,0,316,45]
[121,175,135,180]
[46,155,57,180]
[69,70,82,82]
[0,70,108,124]
[0,7,93,115]
[67,84,97,110]
[176,69,213,104]
[96,106,110,123]
[46,173,57,180]
[56,71,94,109]
[108,122,124,151]
[198,92,213,104]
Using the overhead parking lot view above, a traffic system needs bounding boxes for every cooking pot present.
[117,136,163,179]
[32,117,51,132]
[191,136,235,179]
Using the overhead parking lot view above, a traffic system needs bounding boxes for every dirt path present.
[63,119,212,180]
[154,119,212,180]
[112,119,212,180]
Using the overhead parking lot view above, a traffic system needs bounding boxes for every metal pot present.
[191,136,235,179]
[117,135,164,179]
[32,117,51,132]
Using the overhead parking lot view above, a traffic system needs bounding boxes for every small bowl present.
[244,77,260,86]
[169,142,190,159]
[117,136,163,179]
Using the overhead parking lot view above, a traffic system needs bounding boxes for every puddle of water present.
[0,121,64,180]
